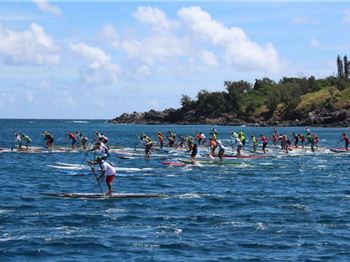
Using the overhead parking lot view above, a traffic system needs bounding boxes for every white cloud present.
[310,38,321,47]
[177,6,283,73]
[115,34,191,65]
[33,0,62,17]
[100,24,118,42]
[133,6,171,31]
[135,64,151,76]
[342,9,350,24]
[70,42,120,84]
[290,16,319,25]
[200,50,218,68]
[0,23,60,66]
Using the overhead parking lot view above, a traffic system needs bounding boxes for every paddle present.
[88,163,104,195]
[11,130,15,152]
[133,135,139,157]
[80,137,94,165]
[335,138,342,149]
[64,132,67,151]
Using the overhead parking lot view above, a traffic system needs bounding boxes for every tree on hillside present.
[253,78,276,90]
[180,95,195,111]
[196,90,227,117]
[344,55,350,78]
[266,92,280,118]
[336,55,350,90]
[224,80,251,113]
[338,55,344,78]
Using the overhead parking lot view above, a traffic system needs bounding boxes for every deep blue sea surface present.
[1,119,350,261]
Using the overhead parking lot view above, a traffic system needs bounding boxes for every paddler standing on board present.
[251,135,259,152]
[96,132,109,144]
[88,156,116,196]
[238,131,246,147]
[216,140,226,160]
[271,128,279,146]
[260,134,268,154]
[89,141,110,160]
[186,136,194,150]
[211,128,218,140]
[190,143,198,164]
[21,133,32,149]
[292,132,299,147]
[14,133,22,149]
[231,132,243,156]
[15,133,32,150]
[42,131,54,149]
[77,132,88,149]
[209,137,217,158]
[140,133,153,159]
[168,131,176,147]
[278,134,290,153]
[199,132,206,145]
[67,132,78,149]
[306,133,316,152]
[157,132,164,149]
[342,133,349,151]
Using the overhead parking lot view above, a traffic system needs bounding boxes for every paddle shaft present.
[88,163,104,195]
[11,129,15,152]
[133,136,139,157]
[80,132,96,165]
[336,139,342,148]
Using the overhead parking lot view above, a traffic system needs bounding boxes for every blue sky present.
[0,1,349,119]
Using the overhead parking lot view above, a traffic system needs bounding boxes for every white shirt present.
[216,141,225,150]
[235,138,243,146]
[96,143,109,158]
[15,135,22,142]
[101,161,116,176]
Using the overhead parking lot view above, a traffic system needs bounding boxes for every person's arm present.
[98,165,106,179]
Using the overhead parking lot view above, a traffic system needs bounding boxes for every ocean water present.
[1,119,350,261]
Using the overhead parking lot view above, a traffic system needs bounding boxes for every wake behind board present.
[55,162,86,167]
[41,192,166,199]
[48,165,88,170]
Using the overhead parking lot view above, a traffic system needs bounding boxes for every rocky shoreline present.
[109,108,350,127]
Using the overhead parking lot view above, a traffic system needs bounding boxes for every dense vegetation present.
[112,55,350,126]
[179,75,350,120]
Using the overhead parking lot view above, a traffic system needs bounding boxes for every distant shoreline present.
[108,111,350,128]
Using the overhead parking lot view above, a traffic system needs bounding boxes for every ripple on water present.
[1,122,350,261]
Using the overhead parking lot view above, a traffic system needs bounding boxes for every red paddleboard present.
[329,148,349,153]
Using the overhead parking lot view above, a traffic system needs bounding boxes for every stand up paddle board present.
[161,161,186,167]
[41,192,167,199]
[329,148,349,153]
[181,160,240,165]
[222,155,265,159]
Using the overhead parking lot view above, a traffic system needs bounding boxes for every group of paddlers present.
[11,130,115,196]
[13,131,107,151]
[10,128,349,196]
[138,127,349,162]
[12,128,350,161]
